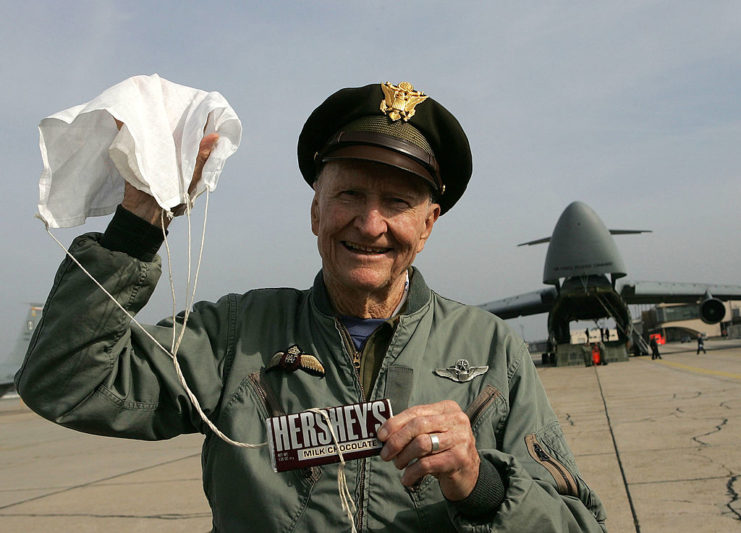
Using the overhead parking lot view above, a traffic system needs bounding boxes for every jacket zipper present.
[525,434,578,497]
[465,384,501,428]
[334,318,367,531]
[248,370,283,417]
[336,319,363,374]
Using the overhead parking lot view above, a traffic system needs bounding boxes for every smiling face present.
[311,159,441,317]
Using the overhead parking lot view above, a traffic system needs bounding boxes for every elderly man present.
[17,82,605,531]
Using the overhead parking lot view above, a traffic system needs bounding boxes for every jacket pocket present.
[248,370,285,418]
[465,384,502,431]
[246,371,322,485]
[525,433,578,497]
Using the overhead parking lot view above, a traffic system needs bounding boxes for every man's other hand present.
[377,400,480,501]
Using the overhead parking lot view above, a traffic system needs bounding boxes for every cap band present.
[316,130,442,191]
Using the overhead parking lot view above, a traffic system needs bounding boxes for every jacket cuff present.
[100,205,165,262]
[448,457,506,520]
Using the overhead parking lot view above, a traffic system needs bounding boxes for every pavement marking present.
[593,366,640,533]
[0,452,201,511]
[652,360,741,380]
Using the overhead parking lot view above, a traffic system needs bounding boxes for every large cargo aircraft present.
[480,201,741,366]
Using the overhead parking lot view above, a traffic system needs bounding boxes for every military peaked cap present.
[297,82,472,214]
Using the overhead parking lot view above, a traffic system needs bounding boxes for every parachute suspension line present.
[160,189,210,357]
[308,408,358,533]
[184,189,209,351]
[161,209,177,352]
[173,192,194,357]
[42,208,265,451]
[158,190,263,449]
[177,192,208,357]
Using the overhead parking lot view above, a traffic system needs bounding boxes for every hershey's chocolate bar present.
[266,399,393,472]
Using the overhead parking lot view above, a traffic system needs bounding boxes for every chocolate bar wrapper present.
[266,399,393,472]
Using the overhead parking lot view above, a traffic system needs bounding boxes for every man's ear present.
[416,202,441,253]
[310,194,320,236]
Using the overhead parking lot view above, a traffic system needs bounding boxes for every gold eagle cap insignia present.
[380,81,429,122]
[267,345,325,377]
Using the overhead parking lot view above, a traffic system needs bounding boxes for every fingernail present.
[377,427,388,441]
[380,446,389,460]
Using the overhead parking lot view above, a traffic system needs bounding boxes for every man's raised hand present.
[115,118,219,227]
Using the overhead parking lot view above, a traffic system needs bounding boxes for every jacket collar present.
[311,267,431,318]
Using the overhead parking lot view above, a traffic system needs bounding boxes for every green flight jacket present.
[17,234,606,532]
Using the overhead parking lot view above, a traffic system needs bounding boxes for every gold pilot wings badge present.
[380,81,429,122]
[267,345,325,377]
[434,359,489,383]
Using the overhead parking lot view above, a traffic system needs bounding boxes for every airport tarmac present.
[1,339,740,532]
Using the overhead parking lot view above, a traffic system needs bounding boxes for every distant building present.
[641,301,741,341]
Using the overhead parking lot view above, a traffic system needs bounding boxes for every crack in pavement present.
[672,391,702,400]
[630,474,729,486]
[725,475,740,521]
[691,418,728,446]
[620,408,690,425]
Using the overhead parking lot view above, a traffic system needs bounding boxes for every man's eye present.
[336,191,355,201]
[390,197,411,207]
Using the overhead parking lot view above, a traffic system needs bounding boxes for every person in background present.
[650,336,662,360]
[696,333,706,354]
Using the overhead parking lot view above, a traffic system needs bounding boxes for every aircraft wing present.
[618,280,741,304]
[479,287,558,319]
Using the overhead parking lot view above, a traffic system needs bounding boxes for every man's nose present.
[354,206,387,236]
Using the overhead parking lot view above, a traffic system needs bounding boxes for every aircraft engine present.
[700,296,726,324]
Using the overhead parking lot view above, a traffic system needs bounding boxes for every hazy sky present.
[2,1,740,360]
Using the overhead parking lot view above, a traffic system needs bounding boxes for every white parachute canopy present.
[37,74,242,228]
[34,76,269,462]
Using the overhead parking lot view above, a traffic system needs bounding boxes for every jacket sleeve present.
[15,232,233,440]
[450,343,607,532]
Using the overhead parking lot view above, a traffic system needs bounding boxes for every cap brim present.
[320,145,438,191]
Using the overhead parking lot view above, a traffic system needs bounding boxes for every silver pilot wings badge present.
[434,359,489,383]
